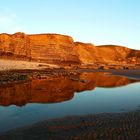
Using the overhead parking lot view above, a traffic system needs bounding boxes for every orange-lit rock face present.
[1,32,140,66]
[75,43,140,64]
[0,73,138,106]
[0,32,80,65]
[0,33,30,59]
[96,45,140,63]
[29,34,79,64]
[74,42,97,64]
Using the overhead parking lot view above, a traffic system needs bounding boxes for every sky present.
[0,0,140,50]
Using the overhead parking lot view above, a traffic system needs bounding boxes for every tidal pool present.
[0,72,140,133]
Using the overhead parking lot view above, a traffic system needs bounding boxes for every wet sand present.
[0,110,140,140]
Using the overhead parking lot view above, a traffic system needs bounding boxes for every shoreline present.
[0,59,140,84]
[0,68,140,85]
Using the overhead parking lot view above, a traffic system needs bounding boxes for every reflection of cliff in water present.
[0,72,139,106]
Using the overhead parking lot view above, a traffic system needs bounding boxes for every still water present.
[0,72,140,133]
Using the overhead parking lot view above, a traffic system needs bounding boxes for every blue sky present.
[0,0,140,50]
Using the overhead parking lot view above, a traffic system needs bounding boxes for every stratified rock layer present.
[0,32,140,65]
[0,32,80,65]
[75,43,140,64]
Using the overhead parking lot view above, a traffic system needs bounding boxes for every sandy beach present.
[0,59,58,71]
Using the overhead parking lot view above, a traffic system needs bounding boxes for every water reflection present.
[0,72,139,106]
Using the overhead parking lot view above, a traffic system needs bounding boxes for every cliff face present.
[0,32,80,65]
[96,45,140,64]
[74,42,97,64]
[0,33,30,59]
[29,34,79,64]
[75,43,140,64]
[0,32,140,66]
